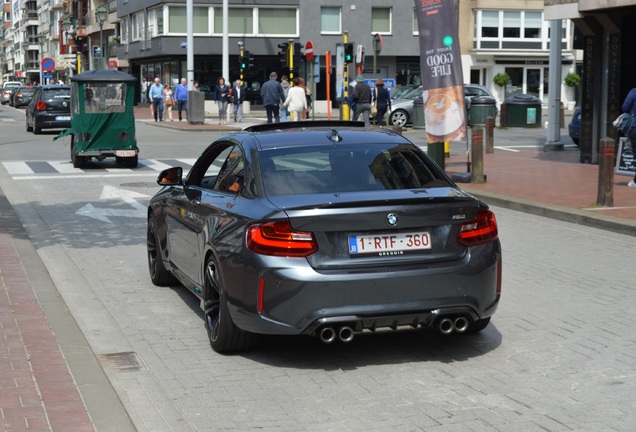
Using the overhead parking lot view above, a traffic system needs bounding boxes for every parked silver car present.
[389,84,497,127]
[1,81,22,105]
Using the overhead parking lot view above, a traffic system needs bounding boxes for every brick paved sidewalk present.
[0,216,95,430]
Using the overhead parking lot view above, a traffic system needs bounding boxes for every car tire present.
[33,122,42,134]
[117,155,138,168]
[147,215,177,286]
[70,138,86,168]
[466,317,490,334]
[390,109,409,127]
[204,257,256,353]
[26,117,32,132]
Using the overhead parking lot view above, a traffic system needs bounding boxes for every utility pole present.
[238,41,244,82]
[343,31,350,121]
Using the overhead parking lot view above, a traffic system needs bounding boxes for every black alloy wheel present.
[147,215,177,286]
[204,257,255,353]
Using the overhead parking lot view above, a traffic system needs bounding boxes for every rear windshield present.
[43,88,71,99]
[259,143,451,196]
[19,88,35,94]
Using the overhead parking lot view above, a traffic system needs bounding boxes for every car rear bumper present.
[226,241,501,336]
[35,112,71,129]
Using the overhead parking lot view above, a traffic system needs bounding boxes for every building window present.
[413,9,418,35]
[120,17,128,43]
[169,6,209,34]
[149,7,164,37]
[213,7,253,35]
[131,12,144,41]
[474,10,567,51]
[372,7,391,34]
[503,11,520,38]
[480,11,498,38]
[320,6,340,34]
[257,8,297,36]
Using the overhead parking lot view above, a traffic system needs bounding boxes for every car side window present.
[213,146,245,194]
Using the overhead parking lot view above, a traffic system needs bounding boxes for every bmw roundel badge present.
[386,213,398,226]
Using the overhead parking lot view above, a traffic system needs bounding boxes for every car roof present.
[39,85,71,90]
[241,121,412,150]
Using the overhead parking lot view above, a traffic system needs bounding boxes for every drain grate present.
[98,351,146,372]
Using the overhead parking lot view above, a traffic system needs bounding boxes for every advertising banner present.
[414,0,467,143]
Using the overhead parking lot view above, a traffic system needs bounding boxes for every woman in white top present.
[283,78,307,122]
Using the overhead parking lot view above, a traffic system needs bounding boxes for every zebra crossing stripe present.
[2,159,198,178]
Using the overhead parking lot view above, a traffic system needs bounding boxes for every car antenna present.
[327,129,342,143]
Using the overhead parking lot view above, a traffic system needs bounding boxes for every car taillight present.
[36,101,47,111]
[458,210,498,246]
[247,221,318,257]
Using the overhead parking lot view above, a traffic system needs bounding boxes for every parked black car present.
[25,85,71,134]
[147,122,502,353]
[12,86,36,108]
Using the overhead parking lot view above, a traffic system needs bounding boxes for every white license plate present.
[115,150,136,157]
[56,116,71,121]
[348,231,432,255]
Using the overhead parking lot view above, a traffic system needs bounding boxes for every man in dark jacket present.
[353,75,372,127]
[260,72,286,123]
[232,80,246,123]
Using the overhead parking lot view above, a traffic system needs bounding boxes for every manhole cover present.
[98,352,145,372]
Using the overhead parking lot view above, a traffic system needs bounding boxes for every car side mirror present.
[157,167,183,186]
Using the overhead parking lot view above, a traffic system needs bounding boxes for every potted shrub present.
[564,73,580,110]
[493,73,510,87]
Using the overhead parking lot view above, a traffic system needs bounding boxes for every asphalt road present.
[1,104,632,432]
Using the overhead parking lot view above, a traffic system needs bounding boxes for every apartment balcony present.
[50,0,64,11]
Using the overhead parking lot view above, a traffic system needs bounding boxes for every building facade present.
[0,0,580,109]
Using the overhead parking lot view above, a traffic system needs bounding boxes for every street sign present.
[363,78,396,91]
[93,46,101,58]
[305,40,314,61]
[41,57,55,72]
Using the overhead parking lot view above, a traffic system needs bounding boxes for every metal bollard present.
[485,116,495,154]
[471,127,485,183]
[597,137,614,207]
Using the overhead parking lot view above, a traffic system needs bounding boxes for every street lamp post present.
[62,18,73,78]
[96,5,108,70]
[38,33,45,85]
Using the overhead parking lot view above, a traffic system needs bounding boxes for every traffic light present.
[290,42,303,75]
[244,50,254,69]
[344,43,354,64]
[278,42,289,67]
[239,53,246,69]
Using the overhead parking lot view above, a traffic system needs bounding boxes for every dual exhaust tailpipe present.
[318,325,355,344]
[438,317,470,334]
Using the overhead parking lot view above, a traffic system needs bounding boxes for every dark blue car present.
[569,107,580,145]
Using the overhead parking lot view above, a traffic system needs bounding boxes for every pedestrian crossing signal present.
[344,43,354,63]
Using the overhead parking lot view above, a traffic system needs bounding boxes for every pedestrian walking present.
[353,75,372,127]
[148,77,164,122]
[374,79,391,126]
[261,72,286,124]
[174,78,188,121]
[280,75,291,122]
[214,77,231,125]
[141,77,148,103]
[299,78,311,120]
[232,80,246,123]
[283,78,307,122]
[164,82,174,121]
[622,87,636,187]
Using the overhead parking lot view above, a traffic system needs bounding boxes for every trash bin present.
[188,90,205,124]
[412,96,425,129]
[501,94,541,128]
[468,96,497,126]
